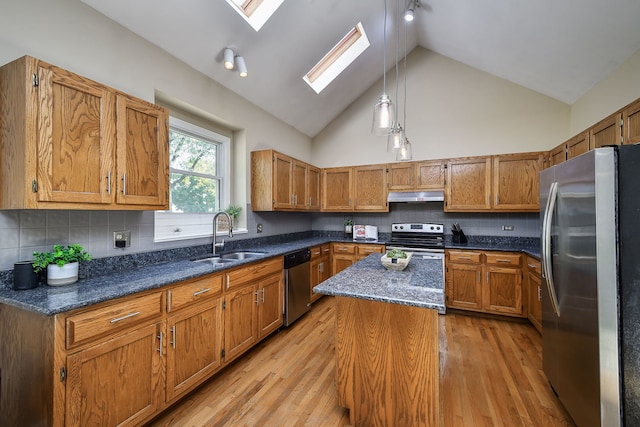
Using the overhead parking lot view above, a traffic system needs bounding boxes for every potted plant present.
[33,244,92,286]
[343,219,353,234]
[224,204,242,229]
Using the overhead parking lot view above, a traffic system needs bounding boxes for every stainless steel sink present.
[220,251,265,260]
[193,257,236,265]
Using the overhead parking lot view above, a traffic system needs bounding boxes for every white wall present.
[311,47,571,166]
[570,49,640,136]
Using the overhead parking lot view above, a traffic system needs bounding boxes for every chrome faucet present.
[213,211,233,255]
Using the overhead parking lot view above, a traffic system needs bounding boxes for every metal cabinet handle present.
[193,288,211,296]
[255,290,260,305]
[106,171,111,195]
[170,325,176,349]
[527,263,537,268]
[538,286,542,301]
[458,256,471,260]
[122,173,127,195]
[477,271,481,282]
[261,288,265,303]
[319,262,324,274]
[496,259,512,263]
[157,331,163,356]
[110,311,140,323]
[309,197,312,206]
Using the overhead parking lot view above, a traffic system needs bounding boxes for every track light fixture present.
[222,47,248,77]
[404,0,419,22]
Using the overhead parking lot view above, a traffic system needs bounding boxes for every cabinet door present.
[415,160,445,190]
[590,112,622,149]
[388,162,415,190]
[353,165,388,211]
[332,254,355,276]
[310,257,322,303]
[65,323,163,427]
[623,99,640,145]
[37,63,114,205]
[549,143,566,167]
[272,152,293,209]
[567,132,590,160]
[257,273,283,338]
[307,165,321,210]
[116,94,168,207]
[322,167,352,211]
[445,263,483,310]
[223,285,258,362]
[527,270,542,333]
[483,267,523,316]
[166,298,223,401]
[292,160,307,209]
[445,157,491,211]
[492,153,542,211]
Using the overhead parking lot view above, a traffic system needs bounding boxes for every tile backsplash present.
[0,202,539,271]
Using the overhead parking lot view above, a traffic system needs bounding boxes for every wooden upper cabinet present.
[388,162,414,191]
[307,165,321,210]
[250,150,318,211]
[0,55,169,210]
[549,143,566,167]
[566,131,590,160]
[492,153,542,211]
[445,157,492,211]
[322,167,353,211]
[353,164,388,211]
[623,98,640,145]
[590,112,622,149]
[388,160,444,191]
[415,160,445,190]
[115,94,168,207]
[36,61,115,205]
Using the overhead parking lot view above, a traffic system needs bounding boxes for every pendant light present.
[396,1,412,161]
[372,0,394,136]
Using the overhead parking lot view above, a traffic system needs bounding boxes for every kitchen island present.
[314,254,444,427]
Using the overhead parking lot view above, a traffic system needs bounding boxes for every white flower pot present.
[47,262,79,286]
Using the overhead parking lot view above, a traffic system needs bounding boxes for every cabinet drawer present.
[167,274,223,313]
[357,244,385,257]
[310,245,323,260]
[225,257,283,290]
[66,291,163,349]
[321,244,331,256]
[447,250,482,264]
[333,243,356,254]
[485,252,521,266]
[526,256,542,276]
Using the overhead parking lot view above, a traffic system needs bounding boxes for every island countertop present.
[313,252,445,313]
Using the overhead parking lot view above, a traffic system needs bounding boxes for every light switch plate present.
[114,230,131,248]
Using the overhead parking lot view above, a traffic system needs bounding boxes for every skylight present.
[225,0,285,31]
[303,22,370,94]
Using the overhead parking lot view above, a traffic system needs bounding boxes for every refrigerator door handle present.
[542,181,561,317]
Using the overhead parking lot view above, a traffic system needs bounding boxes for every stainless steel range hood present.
[387,190,445,203]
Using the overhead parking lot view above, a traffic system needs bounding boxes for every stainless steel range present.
[386,222,446,284]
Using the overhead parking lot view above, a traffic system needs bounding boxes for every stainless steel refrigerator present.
[540,146,640,427]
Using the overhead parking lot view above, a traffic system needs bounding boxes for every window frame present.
[154,117,232,242]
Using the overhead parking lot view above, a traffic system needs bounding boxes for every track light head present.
[404,0,419,22]
[223,48,235,70]
[236,56,248,77]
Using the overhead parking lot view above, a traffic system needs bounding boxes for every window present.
[154,117,231,242]
[225,0,285,31]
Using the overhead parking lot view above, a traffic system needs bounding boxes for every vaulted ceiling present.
[82,0,640,138]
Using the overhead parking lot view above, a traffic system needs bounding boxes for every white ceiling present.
[82,0,640,138]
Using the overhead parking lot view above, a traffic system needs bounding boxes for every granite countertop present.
[0,233,538,316]
[0,236,343,316]
[313,253,445,313]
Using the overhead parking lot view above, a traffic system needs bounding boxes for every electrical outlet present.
[257,223,263,233]
[114,230,131,248]
[502,225,514,231]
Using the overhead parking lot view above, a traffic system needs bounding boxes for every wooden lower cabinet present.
[332,243,356,275]
[0,257,284,427]
[446,250,525,317]
[526,256,543,333]
[166,298,223,402]
[310,244,330,303]
[65,322,164,426]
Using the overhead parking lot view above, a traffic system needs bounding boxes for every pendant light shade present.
[396,139,412,161]
[372,93,394,135]
[388,122,404,149]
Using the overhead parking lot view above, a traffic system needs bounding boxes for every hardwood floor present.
[146,297,575,427]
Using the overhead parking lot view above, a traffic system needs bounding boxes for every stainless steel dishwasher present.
[283,248,311,326]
